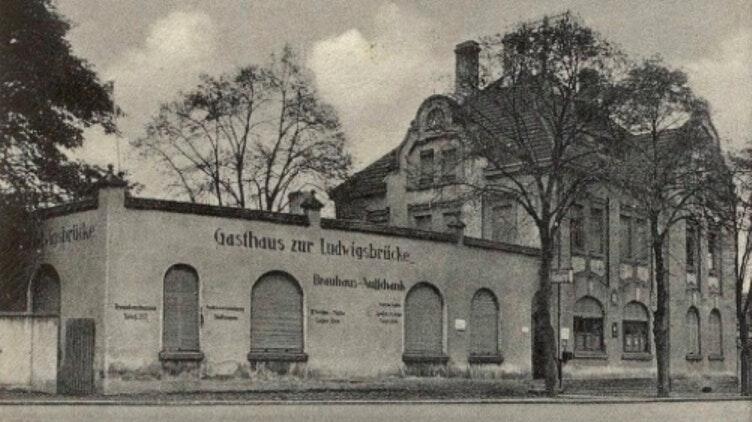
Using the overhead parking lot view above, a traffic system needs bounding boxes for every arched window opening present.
[686,307,701,356]
[250,272,304,355]
[574,296,604,353]
[403,283,444,358]
[623,301,649,354]
[426,108,446,130]
[30,265,60,315]
[162,264,200,353]
[469,289,500,361]
[708,309,723,357]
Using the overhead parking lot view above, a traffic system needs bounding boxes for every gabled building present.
[331,40,738,389]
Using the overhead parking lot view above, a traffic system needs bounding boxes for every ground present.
[0,401,750,422]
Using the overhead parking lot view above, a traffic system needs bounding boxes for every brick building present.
[330,40,738,388]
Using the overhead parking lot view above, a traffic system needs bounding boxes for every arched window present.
[250,272,304,355]
[574,296,604,352]
[404,283,444,357]
[686,307,701,356]
[708,309,722,357]
[30,265,60,315]
[426,108,446,130]
[162,264,200,353]
[623,301,649,353]
[469,289,500,359]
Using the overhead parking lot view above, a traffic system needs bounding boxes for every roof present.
[330,148,398,199]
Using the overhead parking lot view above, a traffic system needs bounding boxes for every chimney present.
[454,40,480,96]
[288,191,309,215]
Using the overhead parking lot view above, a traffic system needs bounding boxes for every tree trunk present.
[740,314,750,396]
[651,221,671,397]
[535,234,559,395]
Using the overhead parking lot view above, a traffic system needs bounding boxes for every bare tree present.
[133,45,351,211]
[604,58,720,396]
[459,12,620,394]
[701,145,752,396]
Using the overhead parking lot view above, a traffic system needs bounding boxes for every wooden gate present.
[58,318,95,395]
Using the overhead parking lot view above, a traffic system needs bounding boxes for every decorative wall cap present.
[37,197,98,219]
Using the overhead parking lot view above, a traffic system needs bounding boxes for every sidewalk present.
[0,377,748,405]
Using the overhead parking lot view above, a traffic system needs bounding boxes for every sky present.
[56,0,752,198]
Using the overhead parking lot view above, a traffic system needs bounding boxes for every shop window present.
[570,205,585,254]
[686,307,701,359]
[419,150,434,187]
[30,265,60,316]
[469,289,501,363]
[403,283,446,363]
[162,264,200,355]
[414,214,433,231]
[440,148,458,183]
[574,296,604,354]
[623,302,649,354]
[250,272,305,360]
[708,309,723,359]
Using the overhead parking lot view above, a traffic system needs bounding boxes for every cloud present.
[683,29,752,149]
[308,3,451,167]
[72,10,226,194]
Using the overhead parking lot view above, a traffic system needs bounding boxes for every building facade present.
[330,41,738,388]
[6,179,543,394]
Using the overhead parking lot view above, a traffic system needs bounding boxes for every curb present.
[0,396,749,406]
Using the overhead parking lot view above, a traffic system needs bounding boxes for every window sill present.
[708,354,724,362]
[159,351,205,361]
[402,353,449,364]
[685,353,703,362]
[247,351,308,362]
[573,351,608,360]
[468,354,504,364]
[621,352,652,361]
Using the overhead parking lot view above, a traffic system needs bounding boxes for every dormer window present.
[426,108,446,130]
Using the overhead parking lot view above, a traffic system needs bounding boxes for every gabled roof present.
[329,148,398,199]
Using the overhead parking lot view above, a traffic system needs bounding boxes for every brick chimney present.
[454,40,480,97]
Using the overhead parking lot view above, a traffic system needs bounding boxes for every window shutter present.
[251,273,303,352]
[163,265,199,352]
[469,289,499,355]
[404,284,443,355]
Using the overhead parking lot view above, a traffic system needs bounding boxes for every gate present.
[58,318,95,395]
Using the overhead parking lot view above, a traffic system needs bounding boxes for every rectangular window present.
[635,219,648,261]
[623,321,649,353]
[414,214,432,231]
[440,148,458,183]
[619,215,632,261]
[491,203,517,243]
[419,150,434,187]
[570,205,585,254]
[589,207,604,255]
[442,211,460,233]
[686,223,697,272]
[707,230,719,273]
[574,317,604,352]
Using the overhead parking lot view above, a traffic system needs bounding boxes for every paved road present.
[1,401,750,422]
